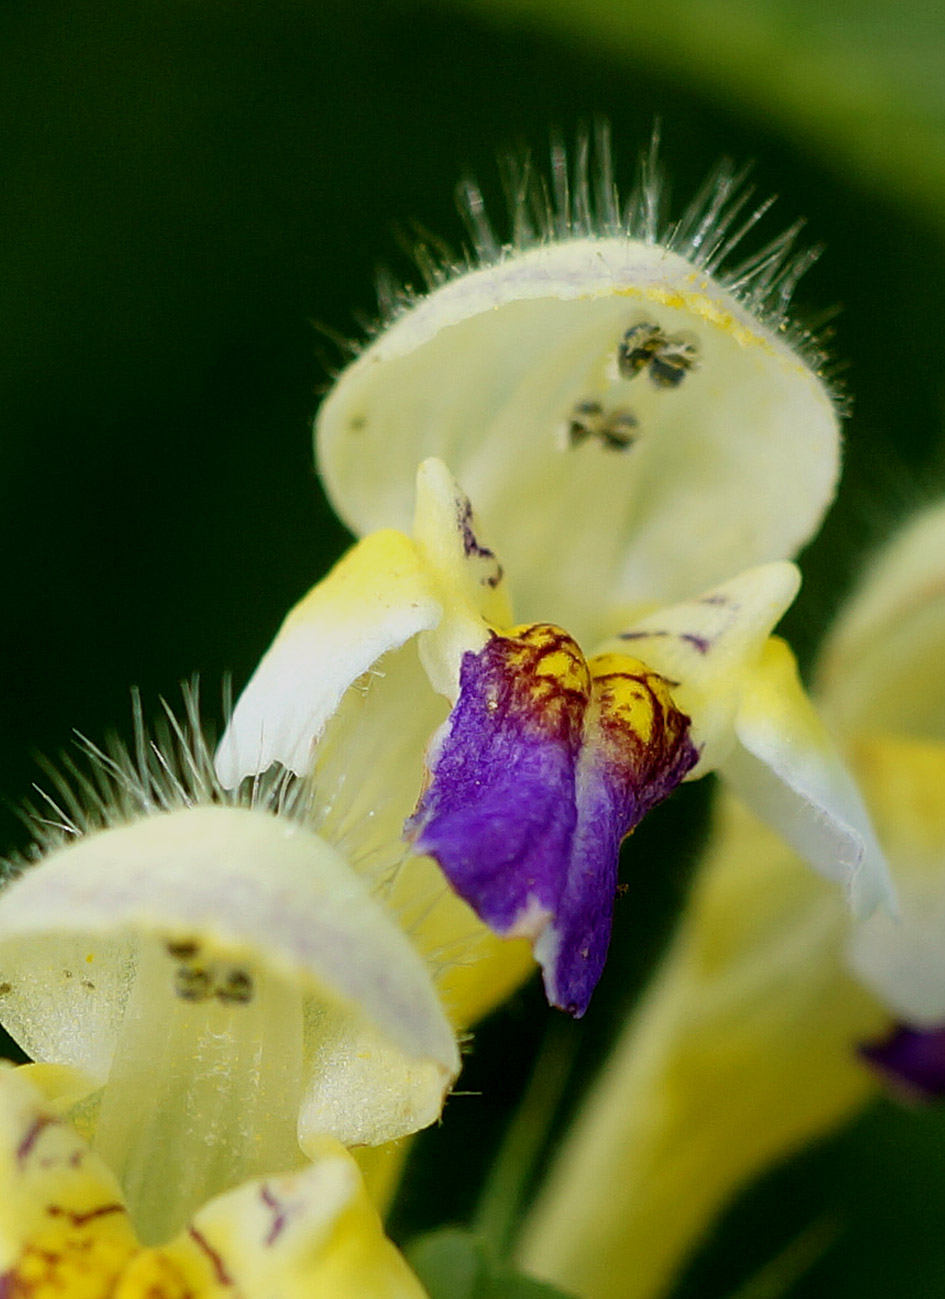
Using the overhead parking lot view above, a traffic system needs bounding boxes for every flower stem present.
[473,1016,578,1260]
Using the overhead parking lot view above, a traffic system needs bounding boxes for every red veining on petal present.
[186,1227,233,1289]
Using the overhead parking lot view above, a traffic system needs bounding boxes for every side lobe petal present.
[722,637,895,916]
[216,530,440,783]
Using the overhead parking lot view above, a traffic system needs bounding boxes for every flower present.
[0,1063,427,1297]
[218,133,889,1021]
[516,499,945,1299]
[0,705,458,1245]
[218,456,891,1019]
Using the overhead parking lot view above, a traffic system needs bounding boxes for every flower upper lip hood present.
[315,139,841,643]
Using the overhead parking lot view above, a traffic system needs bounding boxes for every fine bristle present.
[370,122,835,391]
[8,683,313,875]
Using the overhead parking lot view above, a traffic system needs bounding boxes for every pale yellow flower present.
[0,715,457,1245]
[219,460,890,1027]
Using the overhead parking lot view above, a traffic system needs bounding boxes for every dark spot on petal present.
[166,939,199,961]
[216,969,254,1006]
[260,1185,288,1247]
[174,967,213,1002]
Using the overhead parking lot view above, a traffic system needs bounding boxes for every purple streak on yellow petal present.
[860,1024,945,1102]
[0,1065,140,1298]
[407,627,697,1016]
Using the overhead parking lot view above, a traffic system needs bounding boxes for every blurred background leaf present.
[0,2,944,1296]
[407,1227,576,1298]
[446,0,945,238]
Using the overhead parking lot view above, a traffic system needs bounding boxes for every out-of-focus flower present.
[0,705,458,1246]
[0,1063,428,1297]
[517,499,945,1299]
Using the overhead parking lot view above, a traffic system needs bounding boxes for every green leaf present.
[406,1228,577,1299]
[442,0,945,236]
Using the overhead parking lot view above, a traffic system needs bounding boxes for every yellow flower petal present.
[598,562,800,773]
[215,528,440,784]
[119,1137,427,1299]
[0,1063,140,1297]
[818,501,945,740]
[0,806,459,1243]
[723,637,895,915]
[846,734,945,1024]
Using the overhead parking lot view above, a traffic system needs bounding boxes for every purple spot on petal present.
[260,1184,288,1247]
[188,1225,234,1287]
[16,1116,54,1166]
[456,497,503,588]
[618,629,669,642]
[860,1024,945,1101]
[679,633,712,655]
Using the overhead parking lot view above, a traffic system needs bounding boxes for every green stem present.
[473,1016,579,1260]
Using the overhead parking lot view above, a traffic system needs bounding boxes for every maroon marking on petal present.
[679,633,711,654]
[457,497,503,587]
[260,1184,288,1248]
[188,1225,234,1287]
[618,629,669,642]
[47,1203,125,1227]
[16,1116,54,1166]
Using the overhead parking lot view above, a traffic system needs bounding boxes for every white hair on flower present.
[379,124,830,367]
[12,686,309,864]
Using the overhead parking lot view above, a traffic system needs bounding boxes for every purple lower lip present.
[405,625,697,1016]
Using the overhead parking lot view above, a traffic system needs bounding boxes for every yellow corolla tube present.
[519,499,945,1299]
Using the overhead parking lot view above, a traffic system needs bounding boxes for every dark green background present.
[1,2,944,1295]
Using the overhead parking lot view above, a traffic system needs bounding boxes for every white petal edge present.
[216,530,440,783]
[721,639,896,917]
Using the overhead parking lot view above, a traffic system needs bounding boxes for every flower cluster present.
[0,133,907,1296]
